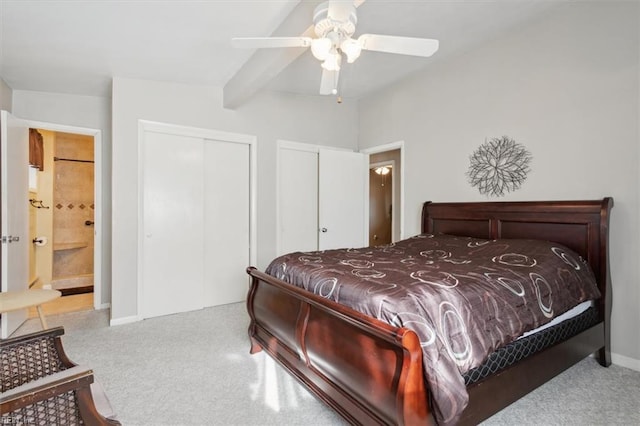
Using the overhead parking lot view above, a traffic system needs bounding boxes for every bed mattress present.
[463,305,599,385]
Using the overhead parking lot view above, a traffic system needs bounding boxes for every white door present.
[142,131,205,319]
[318,149,368,250]
[278,146,319,255]
[277,142,367,254]
[203,140,250,306]
[141,128,252,319]
[1,110,30,338]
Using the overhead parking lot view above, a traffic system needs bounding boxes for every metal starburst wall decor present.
[467,136,532,197]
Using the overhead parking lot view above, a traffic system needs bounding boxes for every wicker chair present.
[1,326,120,425]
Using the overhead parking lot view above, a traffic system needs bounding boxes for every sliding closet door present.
[142,131,205,318]
[141,127,252,319]
[203,140,250,307]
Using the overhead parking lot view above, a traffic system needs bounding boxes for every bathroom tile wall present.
[52,132,94,279]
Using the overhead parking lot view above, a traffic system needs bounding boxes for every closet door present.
[277,142,367,255]
[142,131,204,319]
[141,128,252,319]
[203,140,250,307]
[318,149,367,250]
[278,146,318,255]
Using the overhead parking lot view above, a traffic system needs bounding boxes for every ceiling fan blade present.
[327,0,355,22]
[231,37,312,49]
[319,69,340,95]
[358,34,439,57]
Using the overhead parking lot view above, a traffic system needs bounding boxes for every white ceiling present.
[0,0,560,105]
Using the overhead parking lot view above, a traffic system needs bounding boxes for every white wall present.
[111,77,358,321]
[12,90,112,306]
[0,77,12,112]
[358,2,640,366]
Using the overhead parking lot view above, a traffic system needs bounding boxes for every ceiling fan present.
[231,0,439,96]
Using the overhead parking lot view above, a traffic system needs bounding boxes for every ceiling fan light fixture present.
[374,166,391,175]
[311,37,332,60]
[232,1,440,97]
[340,38,362,63]
[313,1,357,39]
[321,52,342,71]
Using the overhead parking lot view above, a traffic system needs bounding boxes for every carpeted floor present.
[13,303,640,426]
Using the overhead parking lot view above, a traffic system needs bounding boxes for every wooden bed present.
[246,198,613,425]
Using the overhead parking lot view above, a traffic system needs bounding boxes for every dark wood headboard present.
[422,198,613,324]
[421,198,613,280]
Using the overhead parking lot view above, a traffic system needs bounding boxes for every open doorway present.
[369,162,393,246]
[362,142,403,244]
[28,128,96,316]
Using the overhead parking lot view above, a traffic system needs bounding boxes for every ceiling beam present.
[223,1,318,109]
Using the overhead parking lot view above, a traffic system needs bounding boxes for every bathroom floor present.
[28,277,93,318]
[28,292,94,318]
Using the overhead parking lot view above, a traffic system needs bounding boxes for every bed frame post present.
[597,197,613,367]
[246,270,264,355]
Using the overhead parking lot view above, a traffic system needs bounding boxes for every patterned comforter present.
[265,234,601,425]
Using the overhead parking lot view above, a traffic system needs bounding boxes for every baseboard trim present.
[611,352,640,372]
[110,315,141,326]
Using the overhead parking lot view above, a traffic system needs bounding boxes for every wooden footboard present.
[246,267,434,425]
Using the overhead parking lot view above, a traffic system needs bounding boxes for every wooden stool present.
[0,289,62,329]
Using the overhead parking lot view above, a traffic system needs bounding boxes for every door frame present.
[24,119,104,309]
[137,120,257,319]
[360,141,405,241]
